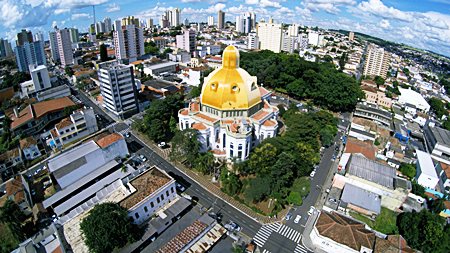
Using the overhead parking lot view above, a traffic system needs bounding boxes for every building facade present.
[176,29,196,54]
[207,16,214,27]
[217,10,225,29]
[113,20,145,62]
[257,22,283,53]
[49,31,60,62]
[29,64,51,92]
[56,28,74,66]
[98,60,139,119]
[363,44,390,79]
[14,40,46,73]
[178,45,278,161]
[47,107,98,149]
[68,28,79,43]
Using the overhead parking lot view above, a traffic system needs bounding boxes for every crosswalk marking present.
[294,244,307,253]
[253,223,281,247]
[276,224,302,243]
[262,249,272,253]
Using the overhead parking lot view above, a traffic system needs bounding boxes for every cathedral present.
[178,45,279,161]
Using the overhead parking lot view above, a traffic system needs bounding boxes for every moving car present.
[294,215,301,224]
[139,154,147,162]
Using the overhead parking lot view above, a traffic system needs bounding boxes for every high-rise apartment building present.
[0,38,13,58]
[15,30,46,72]
[218,10,225,29]
[168,8,181,27]
[98,60,139,119]
[247,33,259,50]
[363,44,391,79]
[282,34,298,53]
[308,31,320,46]
[33,32,44,42]
[349,31,355,41]
[243,12,253,34]
[49,32,59,62]
[122,16,140,27]
[68,28,79,43]
[288,24,299,37]
[257,22,283,53]
[250,12,256,29]
[96,21,106,34]
[207,16,214,27]
[159,14,169,28]
[236,16,244,33]
[113,20,145,62]
[147,18,154,28]
[55,28,74,66]
[176,29,196,54]
[16,29,33,46]
[29,64,51,91]
[104,17,112,32]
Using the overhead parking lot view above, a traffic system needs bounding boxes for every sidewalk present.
[132,130,288,225]
[301,211,327,253]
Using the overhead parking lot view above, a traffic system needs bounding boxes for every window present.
[150,202,154,208]
[166,191,169,197]
[171,187,174,193]
[161,194,164,201]
[157,197,160,203]
[135,213,139,219]
[144,206,148,212]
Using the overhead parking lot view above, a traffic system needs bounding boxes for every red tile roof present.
[259,87,270,96]
[180,109,189,116]
[55,117,73,129]
[316,212,375,251]
[33,97,76,119]
[251,110,269,121]
[96,133,124,149]
[195,113,218,123]
[5,176,25,204]
[10,105,33,129]
[344,138,377,160]
[19,137,37,149]
[262,120,277,127]
[192,122,207,131]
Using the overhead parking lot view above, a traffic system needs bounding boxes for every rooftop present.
[429,125,450,146]
[315,211,375,251]
[344,138,377,160]
[416,150,438,178]
[120,167,172,209]
[347,154,396,189]
[95,133,124,149]
[341,183,381,214]
[19,136,37,149]
[156,220,209,253]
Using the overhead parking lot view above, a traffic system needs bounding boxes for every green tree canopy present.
[429,97,448,119]
[170,129,201,167]
[399,163,416,179]
[80,203,142,253]
[0,200,26,242]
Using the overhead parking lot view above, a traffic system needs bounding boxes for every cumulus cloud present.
[379,19,390,29]
[356,0,413,22]
[71,13,90,20]
[106,3,120,13]
[302,0,356,14]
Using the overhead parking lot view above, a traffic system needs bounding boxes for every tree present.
[320,125,336,147]
[80,203,142,253]
[411,181,426,198]
[374,76,385,86]
[429,97,448,119]
[0,200,26,242]
[287,191,302,205]
[294,142,320,177]
[221,169,242,195]
[248,143,278,176]
[65,66,74,77]
[195,151,215,175]
[245,177,271,203]
[99,44,108,62]
[397,210,449,253]
[429,198,446,214]
[170,129,202,167]
[399,163,416,179]
[339,52,347,70]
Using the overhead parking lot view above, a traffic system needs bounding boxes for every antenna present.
[93,5,96,25]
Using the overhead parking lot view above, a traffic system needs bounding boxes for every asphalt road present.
[119,120,348,253]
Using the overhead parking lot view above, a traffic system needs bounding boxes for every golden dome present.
[201,45,261,111]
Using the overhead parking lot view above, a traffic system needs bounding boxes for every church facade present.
[178,45,279,161]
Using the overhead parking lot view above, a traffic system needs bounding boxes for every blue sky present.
[1,0,450,57]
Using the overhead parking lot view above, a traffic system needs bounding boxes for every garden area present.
[350,207,399,235]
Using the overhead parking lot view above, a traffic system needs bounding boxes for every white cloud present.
[302,0,356,14]
[106,3,120,13]
[379,19,390,29]
[356,0,413,22]
[181,0,203,2]
[245,0,282,8]
[71,13,90,20]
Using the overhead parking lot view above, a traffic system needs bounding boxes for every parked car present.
[158,142,166,148]
[285,213,292,221]
[125,132,130,138]
[310,170,316,177]
[308,206,315,216]
[294,215,301,224]
[139,154,147,162]
[176,183,185,192]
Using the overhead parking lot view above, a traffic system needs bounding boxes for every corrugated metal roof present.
[347,154,396,189]
[341,183,381,214]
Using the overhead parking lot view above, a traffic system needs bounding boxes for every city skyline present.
[0,1,449,57]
